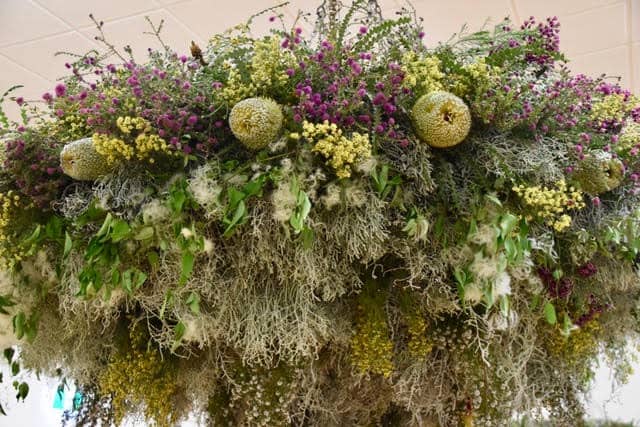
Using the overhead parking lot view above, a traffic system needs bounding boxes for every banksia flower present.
[229,97,283,150]
[572,152,624,195]
[411,91,471,148]
[60,137,114,180]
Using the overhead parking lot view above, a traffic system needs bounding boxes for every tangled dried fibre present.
[0,1,639,426]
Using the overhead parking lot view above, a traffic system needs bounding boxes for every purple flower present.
[269,15,276,22]
[180,55,188,63]
[42,92,53,102]
[372,92,386,105]
[187,115,198,126]
[359,26,368,34]
[15,97,24,106]
[55,83,67,97]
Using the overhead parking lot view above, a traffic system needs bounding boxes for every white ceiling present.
[0,0,639,122]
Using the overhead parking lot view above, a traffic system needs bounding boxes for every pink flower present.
[54,83,66,97]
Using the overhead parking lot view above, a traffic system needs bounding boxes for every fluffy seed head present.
[411,91,471,148]
[229,97,283,150]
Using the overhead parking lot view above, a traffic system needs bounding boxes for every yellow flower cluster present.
[411,91,472,148]
[134,133,170,163]
[104,86,137,111]
[445,58,501,99]
[93,116,172,164]
[116,116,149,135]
[406,313,433,360]
[618,121,640,154]
[591,94,630,124]
[0,191,23,264]
[250,36,294,92]
[303,121,372,179]
[512,180,585,232]
[350,307,394,378]
[92,133,134,164]
[98,329,178,427]
[401,52,444,95]
[220,65,257,105]
[547,320,600,369]
[56,114,89,140]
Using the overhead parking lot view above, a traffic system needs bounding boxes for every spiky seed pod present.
[572,152,624,195]
[60,137,115,181]
[411,91,472,148]
[229,97,283,150]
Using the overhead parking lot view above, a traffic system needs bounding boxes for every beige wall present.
[0,0,639,121]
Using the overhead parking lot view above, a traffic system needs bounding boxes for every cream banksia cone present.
[412,91,471,148]
[60,137,114,181]
[229,97,283,150]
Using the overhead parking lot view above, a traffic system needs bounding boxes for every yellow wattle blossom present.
[618,121,640,154]
[591,93,629,124]
[350,305,394,378]
[0,191,32,267]
[93,116,173,164]
[220,66,256,105]
[401,52,444,95]
[546,319,600,369]
[98,328,178,427]
[250,36,295,92]
[116,116,149,134]
[406,313,433,360]
[302,121,372,179]
[134,133,170,163]
[412,91,472,148]
[92,133,134,164]
[512,180,585,232]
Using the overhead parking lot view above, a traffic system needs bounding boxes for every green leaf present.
[96,213,113,238]
[543,302,557,325]
[11,362,19,376]
[223,200,246,236]
[504,238,518,262]
[63,232,73,259]
[133,270,147,290]
[499,213,518,239]
[16,382,29,401]
[147,251,159,267]
[301,226,314,249]
[179,252,195,285]
[13,313,25,340]
[122,269,133,294]
[227,188,245,208]
[4,348,15,364]
[134,226,154,241]
[171,322,186,352]
[109,220,131,243]
[185,292,200,315]
[0,402,6,416]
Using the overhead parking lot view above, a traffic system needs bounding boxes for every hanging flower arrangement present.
[0,1,639,425]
